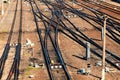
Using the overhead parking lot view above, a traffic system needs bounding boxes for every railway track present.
[0,0,22,79]
[60,2,120,69]
[63,2,120,44]
[68,1,120,27]
[29,0,71,80]
[0,0,118,79]
[58,17,120,69]
[44,1,120,45]
[7,0,22,79]
[36,0,120,70]
[84,0,120,15]
[101,1,120,9]
[72,1,120,37]
[75,0,120,21]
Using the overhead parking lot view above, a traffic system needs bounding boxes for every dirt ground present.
[0,0,120,80]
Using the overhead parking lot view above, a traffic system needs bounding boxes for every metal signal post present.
[101,15,107,80]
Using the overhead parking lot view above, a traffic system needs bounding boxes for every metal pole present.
[2,0,4,15]
[101,27,104,41]
[86,42,90,60]
[101,15,107,80]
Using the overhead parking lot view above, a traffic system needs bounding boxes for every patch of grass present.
[23,52,31,56]
[0,30,9,33]
[24,66,40,75]
[25,66,34,71]
[24,66,34,75]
